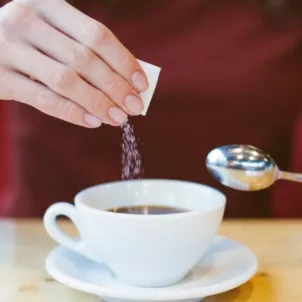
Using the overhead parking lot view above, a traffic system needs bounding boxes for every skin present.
[0,0,149,128]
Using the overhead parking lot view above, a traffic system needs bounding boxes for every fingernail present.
[84,113,102,127]
[125,94,144,115]
[131,71,149,92]
[108,107,128,124]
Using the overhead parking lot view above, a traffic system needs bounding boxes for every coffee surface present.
[107,205,187,215]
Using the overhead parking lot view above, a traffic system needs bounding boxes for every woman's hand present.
[0,0,149,127]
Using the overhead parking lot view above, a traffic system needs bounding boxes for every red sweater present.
[1,0,302,217]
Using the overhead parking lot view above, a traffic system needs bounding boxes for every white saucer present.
[45,236,258,302]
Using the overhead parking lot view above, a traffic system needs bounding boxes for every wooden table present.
[0,219,302,302]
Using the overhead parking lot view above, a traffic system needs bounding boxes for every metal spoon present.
[206,144,302,191]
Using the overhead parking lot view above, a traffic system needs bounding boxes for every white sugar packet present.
[137,59,161,115]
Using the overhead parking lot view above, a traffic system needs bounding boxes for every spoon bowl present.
[206,145,302,191]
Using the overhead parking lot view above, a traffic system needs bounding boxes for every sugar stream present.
[121,121,143,180]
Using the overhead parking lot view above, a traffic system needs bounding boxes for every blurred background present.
[1,0,302,218]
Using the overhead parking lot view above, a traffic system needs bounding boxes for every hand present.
[0,0,149,127]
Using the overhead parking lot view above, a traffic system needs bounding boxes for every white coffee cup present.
[43,179,225,287]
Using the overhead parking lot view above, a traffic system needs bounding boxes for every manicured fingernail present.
[125,94,144,115]
[108,107,128,124]
[131,71,149,92]
[84,113,102,127]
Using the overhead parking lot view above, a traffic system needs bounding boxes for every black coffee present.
[107,205,187,215]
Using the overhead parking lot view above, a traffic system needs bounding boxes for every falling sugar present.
[121,120,144,180]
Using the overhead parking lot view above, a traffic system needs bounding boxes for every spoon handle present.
[279,171,302,183]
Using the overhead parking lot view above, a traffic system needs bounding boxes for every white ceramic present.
[45,236,258,302]
[43,179,225,287]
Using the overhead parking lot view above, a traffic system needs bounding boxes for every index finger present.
[35,0,149,92]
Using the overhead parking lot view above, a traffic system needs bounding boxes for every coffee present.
[107,205,187,215]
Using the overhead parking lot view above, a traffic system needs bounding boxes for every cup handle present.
[43,202,98,262]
